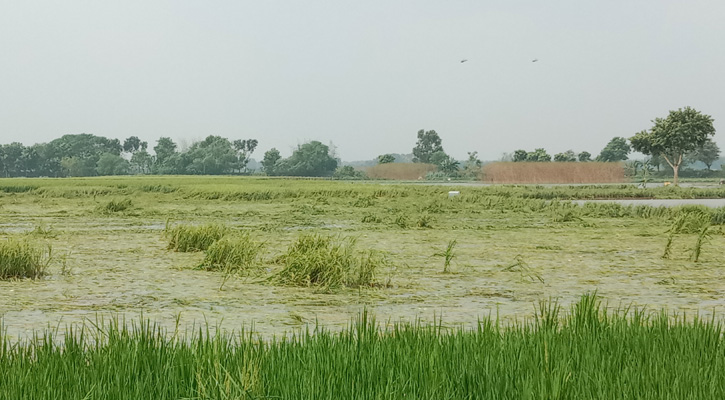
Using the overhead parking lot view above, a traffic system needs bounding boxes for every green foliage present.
[0,238,49,279]
[166,224,229,252]
[274,234,386,288]
[578,151,592,162]
[686,139,720,170]
[631,107,716,185]
[261,148,282,176]
[513,149,528,162]
[377,154,396,164]
[596,137,631,162]
[434,239,457,273]
[96,153,130,176]
[333,165,367,180]
[4,294,725,399]
[197,233,264,272]
[276,141,338,177]
[553,150,577,162]
[412,129,444,163]
[526,148,551,162]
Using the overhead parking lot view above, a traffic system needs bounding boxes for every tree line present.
[0,107,718,182]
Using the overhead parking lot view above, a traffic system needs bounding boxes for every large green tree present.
[596,137,631,162]
[185,136,238,175]
[412,129,443,163]
[261,148,282,176]
[630,107,716,185]
[277,141,338,177]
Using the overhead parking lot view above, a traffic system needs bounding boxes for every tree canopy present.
[412,130,443,163]
[630,107,716,185]
[596,137,630,162]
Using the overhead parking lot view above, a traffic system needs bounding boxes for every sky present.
[1,1,724,161]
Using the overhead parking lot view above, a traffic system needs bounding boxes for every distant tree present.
[123,136,142,153]
[261,148,282,176]
[186,136,238,175]
[578,151,592,162]
[526,148,551,162]
[130,150,153,174]
[412,129,444,163]
[630,107,716,185]
[596,137,631,162]
[153,137,178,174]
[45,134,123,176]
[277,141,338,177]
[377,154,395,164]
[513,149,528,162]
[686,139,720,170]
[461,151,482,179]
[96,153,129,175]
[232,139,259,173]
[465,151,482,168]
[60,157,85,177]
[153,137,177,164]
[333,165,367,180]
[0,142,26,177]
[554,150,577,162]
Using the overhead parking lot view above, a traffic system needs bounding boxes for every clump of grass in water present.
[98,198,133,214]
[0,238,50,279]
[166,223,229,252]
[197,233,264,273]
[274,233,388,288]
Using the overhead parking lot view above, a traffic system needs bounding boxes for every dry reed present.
[364,163,437,180]
[482,162,627,184]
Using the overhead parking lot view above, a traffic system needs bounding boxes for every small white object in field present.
[448,191,460,198]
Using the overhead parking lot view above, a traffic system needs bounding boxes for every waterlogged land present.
[1,176,725,341]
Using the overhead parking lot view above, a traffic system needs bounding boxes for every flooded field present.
[2,177,725,339]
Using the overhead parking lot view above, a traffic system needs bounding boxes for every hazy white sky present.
[1,1,723,161]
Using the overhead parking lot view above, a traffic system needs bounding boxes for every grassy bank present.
[1,294,724,399]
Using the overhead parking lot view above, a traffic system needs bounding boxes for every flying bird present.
[460,59,468,63]
[532,58,538,62]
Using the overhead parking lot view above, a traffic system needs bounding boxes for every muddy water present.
[2,197,725,341]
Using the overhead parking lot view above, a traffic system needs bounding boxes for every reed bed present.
[165,223,229,252]
[0,238,49,279]
[483,162,627,184]
[1,294,724,399]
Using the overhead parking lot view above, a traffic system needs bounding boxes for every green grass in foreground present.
[1,294,724,399]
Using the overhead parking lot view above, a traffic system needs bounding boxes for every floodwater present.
[2,190,725,342]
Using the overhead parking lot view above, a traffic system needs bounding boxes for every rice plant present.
[502,255,544,283]
[274,233,387,288]
[98,198,133,213]
[434,239,457,273]
[197,233,264,273]
[2,294,725,399]
[0,238,50,279]
[165,223,229,252]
